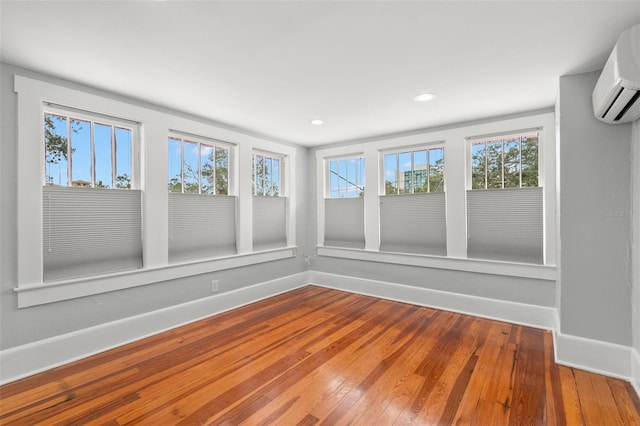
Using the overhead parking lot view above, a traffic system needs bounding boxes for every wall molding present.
[316,246,556,280]
[0,272,309,385]
[14,247,298,308]
[553,330,633,380]
[632,348,640,397]
[308,271,557,330]
[310,271,638,397]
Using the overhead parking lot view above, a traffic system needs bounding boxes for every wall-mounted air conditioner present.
[592,24,640,124]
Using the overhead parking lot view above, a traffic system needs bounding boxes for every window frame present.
[14,74,297,308]
[43,103,140,190]
[325,155,365,198]
[167,131,234,196]
[253,150,285,197]
[380,142,445,195]
[467,129,541,191]
[316,112,556,277]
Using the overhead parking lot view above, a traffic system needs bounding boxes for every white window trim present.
[14,248,297,307]
[315,112,556,276]
[14,74,297,307]
[316,246,555,280]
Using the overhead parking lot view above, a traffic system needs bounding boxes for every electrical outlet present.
[211,280,219,293]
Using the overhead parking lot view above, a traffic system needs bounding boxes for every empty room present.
[1,1,640,424]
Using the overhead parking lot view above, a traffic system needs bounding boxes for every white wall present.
[0,63,310,350]
[557,71,633,346]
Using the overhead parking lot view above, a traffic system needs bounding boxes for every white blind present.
[324,198,365,249]
[253,196,287,251]
[43,186,142,281]
[379,192,446,255]
[467,187,543,264]
[168,193,236,263]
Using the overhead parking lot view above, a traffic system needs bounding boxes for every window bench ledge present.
[316,246,555,281]
[14,247,298,308]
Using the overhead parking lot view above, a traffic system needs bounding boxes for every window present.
[328,157,365,198]
[384,146,444,195]
[42,106,142,281]
[380,145,446,255]
[471,133,538,190]
[253,151,287,250]
[467,132,543,264]
[324,156,365,248]
[44,108,136,189]
[167,133,235,263]
[253,152,282,196]
[16,75,300,306]
[168,135,229,195]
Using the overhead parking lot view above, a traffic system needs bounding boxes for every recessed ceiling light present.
[413,92,437,102]
[310,119,324,125]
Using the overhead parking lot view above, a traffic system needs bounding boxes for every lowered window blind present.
[380,192,446,255]
[168,193,236,263]
[43,186,142,281]
[253,196,287,251]
[467,187,543,264]
[324,198,365,249]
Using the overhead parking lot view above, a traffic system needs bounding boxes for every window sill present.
[14,247,298,308]
[316,246,555,281]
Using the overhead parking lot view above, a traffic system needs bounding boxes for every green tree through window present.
[471,134,538,190]
[44,111,133,189]
[253,153,282,197]
[167,136,229,195]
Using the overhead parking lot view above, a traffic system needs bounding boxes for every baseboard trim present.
[553,331,632,380]
[2,270,638,400]
[309,271,639,398]
[308,271,557,330]
[632,348,640,397]
[0,272,309,385]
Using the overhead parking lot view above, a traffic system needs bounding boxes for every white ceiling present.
[2,1,639,146]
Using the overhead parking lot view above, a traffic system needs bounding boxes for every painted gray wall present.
[0,63,310,350]
[557,71,633,346]
[633,119,640,352]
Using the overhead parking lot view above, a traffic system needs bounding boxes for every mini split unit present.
[592,23,640,124]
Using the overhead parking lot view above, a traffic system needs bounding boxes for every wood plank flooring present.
[1,286,639,425]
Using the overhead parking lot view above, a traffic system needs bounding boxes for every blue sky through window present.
[44,111,133,189]
[328,157,364,198]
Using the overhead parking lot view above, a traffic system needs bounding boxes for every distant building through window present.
[384,146,444,195]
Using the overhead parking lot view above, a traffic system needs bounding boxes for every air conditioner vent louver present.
[613,90,640,121]
[592,24,640,124]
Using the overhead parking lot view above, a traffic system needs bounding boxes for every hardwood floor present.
[1,286,639,425]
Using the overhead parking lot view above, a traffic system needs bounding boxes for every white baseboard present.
[553,331,632,380]
[308,271,557,330]
[3,269,639,401]
[309,271,639,399]
[632,348,640,396]
[0,272,309,385]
